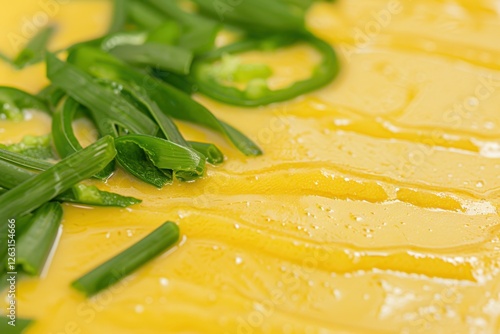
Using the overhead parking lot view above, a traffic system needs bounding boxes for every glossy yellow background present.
[1,0,500,333]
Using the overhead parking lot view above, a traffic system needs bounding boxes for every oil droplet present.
[234,223,240,230]
[159,278,169,287]
[235,256,243,265]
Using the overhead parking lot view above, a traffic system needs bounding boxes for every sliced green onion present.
[13,25,55,69]
[0,136,116,225]
[115,134,205,186]
[59,184,141,207]
[147,21,182,45]
[127,0,167,30]
[46,53,158,136]
[145,0,220,54]
[193,0,305,33]
[108,0,128,34]
[72,221,180,296]
[17,202,62,275]
[0,86,50,120]
[52,97,115,180]
[189,141,224,165]
[109,43,193,75]
[0,150,140,208]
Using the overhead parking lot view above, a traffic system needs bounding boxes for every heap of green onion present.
[0,0,339,325]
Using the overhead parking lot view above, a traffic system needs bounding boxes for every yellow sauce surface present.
[1,0,500,333]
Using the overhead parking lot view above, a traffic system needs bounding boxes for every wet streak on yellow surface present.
[1,0,500,333]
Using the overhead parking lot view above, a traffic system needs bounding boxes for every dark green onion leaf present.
[13,25,56,69]
[0,86,50,120]
[189,141,224,165]
[46,53,158,136]
[109,43,193,75]
[17,202,62,275]
[0,136,116,225]
[72,221,180,296]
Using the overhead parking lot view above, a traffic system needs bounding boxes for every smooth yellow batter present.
[1,0,500,333]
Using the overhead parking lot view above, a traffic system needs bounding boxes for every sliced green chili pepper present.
[191,34,339,106]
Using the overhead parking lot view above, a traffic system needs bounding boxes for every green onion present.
[100,31,148,52]
[67,47,262,156]
[0,136,116,225]
[0,150,140,208]
[127,0,167,30]
[46,53,158,136]
[115,134,205,186]
[72,221,180,296]
[13,25,55,69]
[147,21,182,45]
[51,97,115,180]
[17,202,62,275]
[0,86,50,121]
[0,134,54,160]
[108,0,129,34]
[192,0,305,34]
[189,141,224,165]
[0,148,53,172]
[0,316,33,334]
[109,43,193,75]
[145,0,220,54]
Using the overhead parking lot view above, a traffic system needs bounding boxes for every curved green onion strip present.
[67,47,262,156]
[192,34,340,107]
[109,43,193,75]
[0,86,50,120]
[17,202,63,276]
[115,134,205,186]
[52,97,115,180]
[72,221,180,296]
[0,136,116,225]
[46,53,158,136]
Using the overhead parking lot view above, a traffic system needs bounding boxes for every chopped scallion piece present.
[72,221,180,296]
